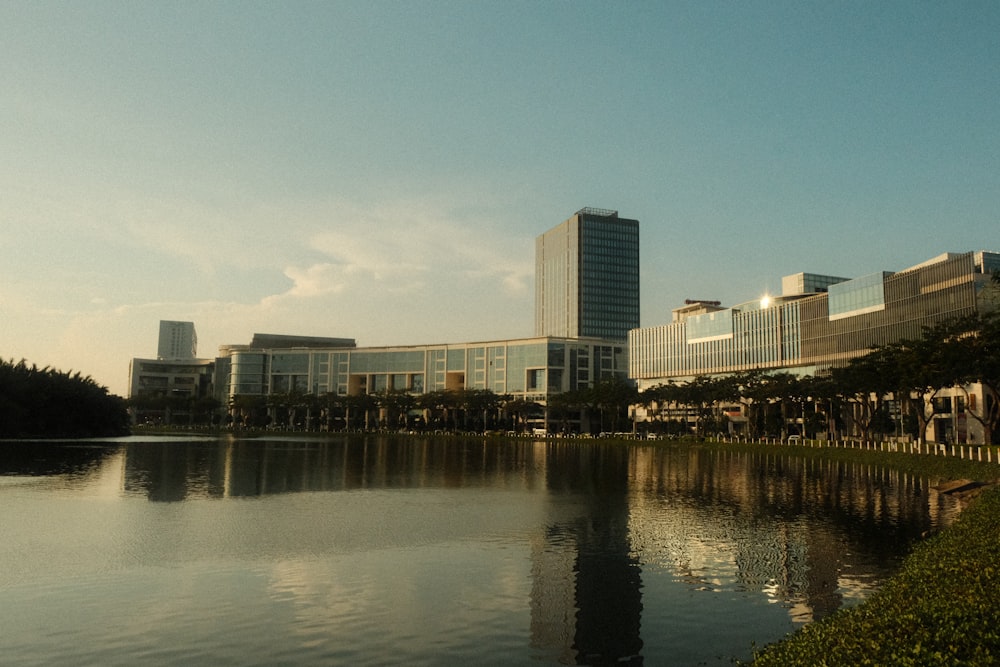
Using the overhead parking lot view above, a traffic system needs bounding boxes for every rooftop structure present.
[248,333,356,350]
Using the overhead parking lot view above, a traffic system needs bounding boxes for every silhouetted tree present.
[0,359,129,438]
[590,376,639,434]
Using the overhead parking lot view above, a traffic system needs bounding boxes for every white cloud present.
[294,199,534,298]
[308,231,430,282]
[279,264,350,298]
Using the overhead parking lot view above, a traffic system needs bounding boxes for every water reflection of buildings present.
[624,447,960,624]
[114,438,960,663]
[119,437,646,662]
[531,443,643,665]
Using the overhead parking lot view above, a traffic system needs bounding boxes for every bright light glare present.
[760,295,771,309]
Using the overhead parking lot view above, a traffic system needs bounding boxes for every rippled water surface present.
[0,435,960,665]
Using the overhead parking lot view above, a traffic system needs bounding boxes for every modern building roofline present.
[575,207,618,218]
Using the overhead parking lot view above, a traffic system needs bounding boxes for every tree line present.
[227,387,511,432]
[222,376,640,436]
[0,359,130,438]
[128,392,223,427]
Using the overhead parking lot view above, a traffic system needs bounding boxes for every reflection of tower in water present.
[530,443,644,665]
[530,528,578,664]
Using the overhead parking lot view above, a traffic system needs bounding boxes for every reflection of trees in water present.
[0,442,116,478]
[123,440,229,501]
[120,435,556,501]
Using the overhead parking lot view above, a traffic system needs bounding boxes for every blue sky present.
[2,1,998,396]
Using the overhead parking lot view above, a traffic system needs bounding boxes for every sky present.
[2,1,998,397]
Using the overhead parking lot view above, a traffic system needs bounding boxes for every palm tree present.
[417,390,457,431]
[502,396,542,433]
[831,352,899,441]
[0,358,128,437]
[317,392,344,431]
[638,384,665,433]
[590,376,639,434]
[871,331,951,443]
[547,389,589,434]
[456,389,501,432]
[801,375,838,439]
[376,389,416,430]
[939,312,1000,445]
[342,392,378,430]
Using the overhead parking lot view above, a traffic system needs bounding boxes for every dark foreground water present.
[0,435,960,666]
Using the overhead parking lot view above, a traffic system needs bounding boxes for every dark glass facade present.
[579,214,640,340]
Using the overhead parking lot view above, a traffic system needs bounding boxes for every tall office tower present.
[157,320,198,360]
[535,208,640,341]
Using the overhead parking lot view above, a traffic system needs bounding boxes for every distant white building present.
[158,320,197,360]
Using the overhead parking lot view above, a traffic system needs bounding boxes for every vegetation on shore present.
[0,358,129,438]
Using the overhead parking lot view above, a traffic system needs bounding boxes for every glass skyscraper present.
[535,208,640,341]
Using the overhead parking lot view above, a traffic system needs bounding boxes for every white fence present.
[712,435,1000,463]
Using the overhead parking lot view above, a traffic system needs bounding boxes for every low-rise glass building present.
[220,335,628,433]
[629,251,1000,442]
[630,251,999,384]
[226,336,627,406]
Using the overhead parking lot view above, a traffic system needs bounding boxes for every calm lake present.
[0,434,960,666]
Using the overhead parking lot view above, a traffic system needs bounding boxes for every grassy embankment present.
[719,439,1000,666]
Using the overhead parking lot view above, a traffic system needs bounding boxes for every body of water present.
[0,435,959,665]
